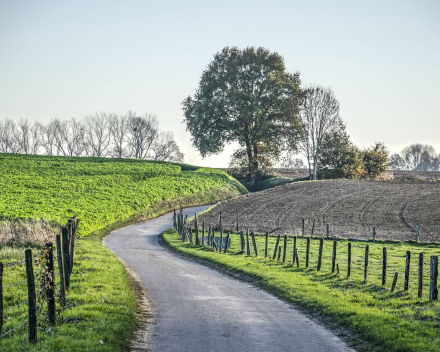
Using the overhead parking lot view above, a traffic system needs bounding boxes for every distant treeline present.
[0,111,184,162]
[391,144,440,171]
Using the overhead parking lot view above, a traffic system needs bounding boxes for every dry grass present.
[0,219,59,245]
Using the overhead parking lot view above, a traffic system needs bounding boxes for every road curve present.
[104,205,355,352]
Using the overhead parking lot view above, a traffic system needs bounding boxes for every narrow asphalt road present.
[104,205,355,352]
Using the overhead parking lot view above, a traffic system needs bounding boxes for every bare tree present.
[0,118,20,153]
[151,131,184,162]
[39,120,57,156]
[298,86,343,180]
[109,112,130,158]
[14,118,37,154]
[83,112,111,157]
[126,113,159,159]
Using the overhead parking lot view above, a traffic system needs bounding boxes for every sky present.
[0,0,439,167]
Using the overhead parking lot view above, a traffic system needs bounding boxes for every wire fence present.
[173,208,439,302]
[0,217,79,342]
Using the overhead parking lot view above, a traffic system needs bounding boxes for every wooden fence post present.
[294,248,300,267]
[277,246,282,261]
[283,235,287,263]
[364,245,369,282]
[68,219,74,272]
[0,262,3,336]
[272,234,281,260]
[246,229,251,255]
[202,221,205,246]
[430,256,438,301]
[265,232,268,258]
[25,249,37,343]
[404,251,411,291]
[56,235,65,307]
[418,253,424,299]
[251,232,258,256]
[317,238,323,271]
[302,218,305,237]
[382,247,387,286]
[45,243,56,325]
[219,229,223,252]
[331,241,337,273]
[223,233,230,254]
[310,218,315,236]
[306,238,310,268]
[347,243,351,277]
[195,226,200,245]
[61,227,70,291]
[293,236,297,263]
[391,272,399,292]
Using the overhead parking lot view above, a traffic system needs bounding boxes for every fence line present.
[175,208,440,303]
[0,216,79,343]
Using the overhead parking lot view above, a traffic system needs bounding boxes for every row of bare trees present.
[391,144,440,171]
[0,111,184,162]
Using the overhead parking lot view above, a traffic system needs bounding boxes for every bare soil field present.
[191,180,440,242]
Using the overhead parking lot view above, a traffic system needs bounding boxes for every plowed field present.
[192,180,440,242]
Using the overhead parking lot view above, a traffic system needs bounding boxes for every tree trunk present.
[245,141,253,181]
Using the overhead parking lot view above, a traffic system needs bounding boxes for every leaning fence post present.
[306,238,310,268]
[56,235,65,307]
[25,249,37,343]
[430,256,438,301]
[265,232,268,258]
[272,234,281,260]
[404,251,411,291]
[219,229,223,253]
[317,238,323,271]
[46,243,56,325]
[364,245,369,282]
[246,229,251,255]
[382,247,387,286]
[294,248,300,267]
[391,272,399,292]
[418,253,424,299]
[223,233,230,254]
[346,242,351,278]
[310,218,315,237]
[0,262,3,336]
[277,246,282,261]
[331,240,337,273]
[283,235,287,263]
[251,232,258,256]
[61,227,70,291]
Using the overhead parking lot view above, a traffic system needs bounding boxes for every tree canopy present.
[182,46,302,179]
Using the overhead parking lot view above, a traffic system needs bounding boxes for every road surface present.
[104,205,355,352]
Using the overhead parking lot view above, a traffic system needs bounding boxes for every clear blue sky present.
[1,0,439,166]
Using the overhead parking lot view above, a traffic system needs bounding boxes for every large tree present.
[182,46,302,180]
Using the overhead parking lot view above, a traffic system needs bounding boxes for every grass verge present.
[162,230,440,352]
[1,179,247,351]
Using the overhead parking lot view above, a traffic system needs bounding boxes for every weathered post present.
[25,249,37,343]
[306,238,310,268]
[251,232,258,256]
[382,247,387,286]
[246,229,251,255]
[418,252,424,299]
[46,243,56,325]
[331,241,337,273]
[202,221,205,246]
[56,235,65,307]
[317,238,323,271]
[415,223,419,242]
[293,236,297,263]
[294,248,300,267]
[195,226,200,245]
[0,262,3,336]
[391,272,399,292]
[283,235,287,263]
[302,218,305,237]
[272,234,281,260]
[277,246,282,261]
[240,231,245,252]
[61,227,70,290]
[265,232,268,258]
[429,256,438,301]
[224,233,230,254]
[347,242,352,277]
[219,229,223,252]
[310,218,315,237]
[364,245,369,282]
[404,251,411,291]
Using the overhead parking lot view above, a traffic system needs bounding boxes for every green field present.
[0,154,246,351]
[163,229,440,352]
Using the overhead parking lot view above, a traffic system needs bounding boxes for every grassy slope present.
[162,230,440,352]
[240,175,309,192]
[1,179,247,351]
